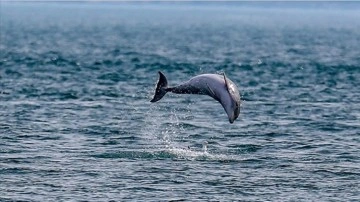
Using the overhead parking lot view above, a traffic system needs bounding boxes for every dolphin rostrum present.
[150,71,241,123]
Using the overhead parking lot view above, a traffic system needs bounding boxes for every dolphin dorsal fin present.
[223,72,230,90]
[205,82,218,101]
[223,72,235,95]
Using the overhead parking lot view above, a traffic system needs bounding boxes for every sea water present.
[0,2,359,201]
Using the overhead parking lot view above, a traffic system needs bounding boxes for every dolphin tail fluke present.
[150,71,169,102]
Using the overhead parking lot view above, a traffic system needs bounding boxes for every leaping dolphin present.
[150,71,241,123]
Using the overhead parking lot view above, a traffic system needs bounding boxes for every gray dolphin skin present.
[150,71,241,123]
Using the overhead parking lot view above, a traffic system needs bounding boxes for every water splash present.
[202,140,208,153]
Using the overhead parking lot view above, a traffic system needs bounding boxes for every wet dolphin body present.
[150,71,241,123]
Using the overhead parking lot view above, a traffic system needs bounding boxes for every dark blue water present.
[1,2,360,201]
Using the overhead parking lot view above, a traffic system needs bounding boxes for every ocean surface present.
[1,2,360,201]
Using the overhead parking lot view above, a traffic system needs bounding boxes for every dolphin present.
[150,71,241,123]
